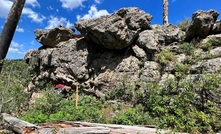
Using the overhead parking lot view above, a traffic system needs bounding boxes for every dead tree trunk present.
[0,0,26,73]
[162,0,169,25]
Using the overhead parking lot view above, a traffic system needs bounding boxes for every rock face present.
[35,25,75,48]
[210,20,221,34]
[186,10,219,41]
[25,8,221,97]
[137,24,185,53]
[75,7,152,50]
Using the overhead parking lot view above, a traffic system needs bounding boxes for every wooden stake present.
[75,83,79,108]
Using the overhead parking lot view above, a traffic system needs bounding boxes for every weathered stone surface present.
[137,30,159,53]
[191,58,221,73]
[25,38,90,91]
[159,73,176,87]
[132,45,147,59]
[209,47,221,58]
[24,49,39,64]
[163,54,186,72]
[26,8,221,98]
[140,61,160,82]
[26,37,142,96]
[75,7,152,49]
[210,20,221,34]
[186,10,219,41]
[201,58,221,73]
[35,25,75,47]
[152,24,185,45]
[137,25,184,54]
[201,34,221,45]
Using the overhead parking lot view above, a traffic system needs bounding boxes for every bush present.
[156,49,177,66]
[178,42,195,55]
[200,37,221,51]
[110,105,152,125]
[0,59,30,114]
[20,90,104,124]
[105,73,221,133]
[177,17,191,31]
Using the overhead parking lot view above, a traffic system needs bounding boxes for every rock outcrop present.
[137,24,185,54]
[210,20,221,34]
[35,25,75,48]
[186,10,219,41]
[75,7,152,50]
[25,8,221,98]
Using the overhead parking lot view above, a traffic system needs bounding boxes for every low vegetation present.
[0,60,30,114]
[177,17,191,31]
[1,38,221,134]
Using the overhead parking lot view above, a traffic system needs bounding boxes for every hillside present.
[1,7,221,133]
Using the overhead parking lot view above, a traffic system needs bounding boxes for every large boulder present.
[152,24,185,45]
[137,30,159,53]
[75,7,152,49]
[35,25,75,48]
[210,20,221,34]
[186,10,219,41]
[137,24,184,54]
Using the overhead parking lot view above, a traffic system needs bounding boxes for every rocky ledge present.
[25,7,221,98]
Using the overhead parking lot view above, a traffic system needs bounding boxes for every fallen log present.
[2,113,187,134]
[2,113,37,134]
[2,113,111,134]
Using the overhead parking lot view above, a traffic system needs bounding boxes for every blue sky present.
[0,0,221,59]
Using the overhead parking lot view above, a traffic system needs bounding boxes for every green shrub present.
[105,77,135,102]
[178,42,195,55]
[156,49,177,65]
[5,59,221,133]
[200,37,221,51]
[20,90,104,124]
[174,63,190,79]
[105,72,221,133]
[0,59,30,114]
[110,105,152,125]
[177,17,191,31]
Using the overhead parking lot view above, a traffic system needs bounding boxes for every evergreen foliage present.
[0,59,30,114]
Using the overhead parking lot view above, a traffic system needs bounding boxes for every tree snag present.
[0,0,26,73]
[162,0,169,25]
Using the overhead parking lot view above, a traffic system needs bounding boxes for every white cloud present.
[22,8,46,23]
[30,40,35,45]
[46,16,74,29]
[47,6,54,10]
[172,0,176,2]
[0,0,45,23]
[77,5,109,21]
[8,41,25,55]
[26,0,40,7]
[0,0,12,18]
[59,0,87,10]
[94,0,101,4]
[16,27,24,32]
[7,41,27,59]
[9,48,19,52]
[11,41,24,48]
